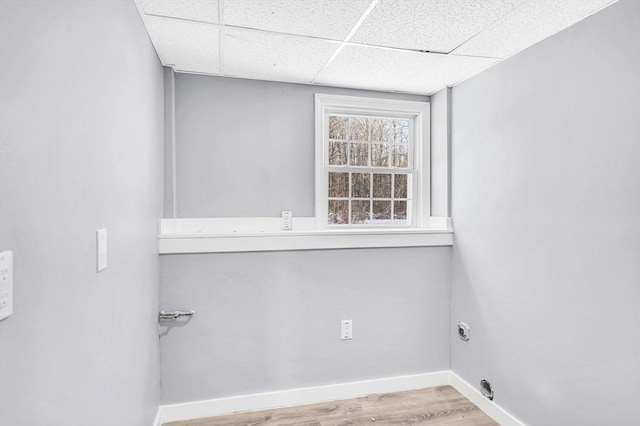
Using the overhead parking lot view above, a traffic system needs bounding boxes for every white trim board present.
[153,371,524,426]
[152,408,161,426]
[159,230,453,254]
[158,217,453,254]
[155,372,449,425]
[450,372,525,426]
[159,217,451,235]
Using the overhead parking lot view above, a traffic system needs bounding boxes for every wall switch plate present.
[341,319,352,340]
[96,229,107,272]
[0,250,14,321]
[281,211,292,230]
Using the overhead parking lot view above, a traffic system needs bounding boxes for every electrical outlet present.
[341,319,352,340]
[281,211,292,230]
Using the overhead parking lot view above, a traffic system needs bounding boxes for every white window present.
[315,94,430,229]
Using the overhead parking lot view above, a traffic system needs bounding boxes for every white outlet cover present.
[341,319,352,340]
[96,229,108,272]
[458,321,470,341]
[281,211,293,230]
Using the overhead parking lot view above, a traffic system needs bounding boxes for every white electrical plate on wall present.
[341,319,352,340]
[96,229,108,272]
[281,211,293,230]
[0,250,14,321]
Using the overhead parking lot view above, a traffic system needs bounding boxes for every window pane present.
[392,145,408,168]
[328,200,348,224]
[372,173,392,198]
[328,172,348,198]
[371,119,394,142]
[349,117,370,141]
[371,143,389,167]
[351,200,370,224]
[394,200,407,221]
[349,143,368,166]
[329,116,348,140]
[371,118,382,141]
[394,174,407,198]
[370,118,386,142]
[373,200,391,221]
[395,120,410,144]
[351,173,370,198]
[329,141,347,165]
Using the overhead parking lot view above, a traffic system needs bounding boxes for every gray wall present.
[0,1,164,425]
[164,68,176,218]
[160,248,451,404]
[430,88,451,218]
[173,74,427,218]
[161,76,450,404]
[450,1,640,425]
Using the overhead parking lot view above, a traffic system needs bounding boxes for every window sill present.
[158,218,453,254]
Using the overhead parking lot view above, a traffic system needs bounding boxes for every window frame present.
[315,94,430,230]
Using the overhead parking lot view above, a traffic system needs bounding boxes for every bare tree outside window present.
[326,114,412,226]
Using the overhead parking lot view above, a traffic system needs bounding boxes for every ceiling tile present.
[223,27,339,84]
[224,0,372,40]
[398,54,499,95]
[143,16,220,74]
[137,0,219,24]
[351,0,524,53]
[453,0,618,58]
[315,44,443,94]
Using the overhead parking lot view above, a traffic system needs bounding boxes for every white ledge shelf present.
[158,218,453,254]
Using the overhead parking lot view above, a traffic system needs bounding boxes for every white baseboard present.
[154,370,524,426]
[152,407,161,426]
[155,371,450,425]
[450,372,525,426]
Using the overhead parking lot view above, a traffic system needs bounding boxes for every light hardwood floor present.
[166,386,498,426]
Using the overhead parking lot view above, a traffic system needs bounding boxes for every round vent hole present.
[480,379,494,400]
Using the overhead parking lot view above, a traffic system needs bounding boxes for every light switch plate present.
[341,319,352,340]
[96,229,107,272]
[281,211,292,230]
[0,250,14,321]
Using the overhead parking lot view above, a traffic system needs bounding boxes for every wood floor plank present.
[166,386,498,426]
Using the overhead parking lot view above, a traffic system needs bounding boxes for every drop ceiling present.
[134,0,617,95]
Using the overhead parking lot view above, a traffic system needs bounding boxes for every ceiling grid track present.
[140,12,452,56]
[310,0,380,84]
[448,0,526,56]
[133,0,620,95]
